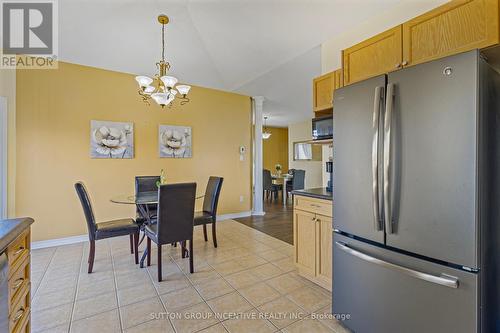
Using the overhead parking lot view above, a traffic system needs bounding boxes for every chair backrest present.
[156,183,197,244]
[74,182,97,240]
[292,169,305,190]
[263,169,272,190]
[288,169,295,176]
[202,176,224,218]
[135,176,160,194]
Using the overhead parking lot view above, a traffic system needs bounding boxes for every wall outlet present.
[239,195,244,202]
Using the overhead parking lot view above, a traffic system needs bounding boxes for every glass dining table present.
[110,191,204,267]
[271,173,293,206]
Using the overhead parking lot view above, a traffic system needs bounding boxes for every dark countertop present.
[0,217,34,253]
[291,187,333,201]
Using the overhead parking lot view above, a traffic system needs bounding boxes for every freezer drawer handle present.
[335,241,459,289]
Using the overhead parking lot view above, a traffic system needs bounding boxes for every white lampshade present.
[151,92,169,106]
[160,76,178,88]
[176,85,191,96]
[135,76,153,87]
[143,86,155,94]
[262,131,272,139]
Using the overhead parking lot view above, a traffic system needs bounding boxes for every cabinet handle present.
[13,308,25,322]
[402,60,408,66]
[14,247,25,255]
[395,63,401,68]
[12,278,24,290]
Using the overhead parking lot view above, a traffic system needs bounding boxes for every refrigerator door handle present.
[383,83,395,233]
[372,86,384,231]
[335,241,459,289]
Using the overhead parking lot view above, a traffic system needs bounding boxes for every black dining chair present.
[74,182,140,273]
[263,169,280,202]
[287,169,305,194]
[145,183,197,282]
[132,176,160,254]
[194,176,223,248]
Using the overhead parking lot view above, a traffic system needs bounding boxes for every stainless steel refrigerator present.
[332,50,500,333]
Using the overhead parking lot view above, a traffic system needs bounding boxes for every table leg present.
[137,204,152,268]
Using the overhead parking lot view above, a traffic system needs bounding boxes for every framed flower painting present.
[159,125,192,158]
[90,120,134,158]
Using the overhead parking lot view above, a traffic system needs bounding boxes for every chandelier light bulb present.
[135,76,153,88]
[160,76,178,88]
[151,92,169,107]
[176,85,191,96]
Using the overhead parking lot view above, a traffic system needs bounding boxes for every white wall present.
[0,68,16,217]
[321,0,448,74]
[288,120,322,189]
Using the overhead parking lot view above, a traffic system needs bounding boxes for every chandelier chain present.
[161,23,165,62]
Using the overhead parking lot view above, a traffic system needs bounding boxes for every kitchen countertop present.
[291,187,333,201]
[0,217,34,253]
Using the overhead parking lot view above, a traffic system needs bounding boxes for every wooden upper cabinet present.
[343,26,403,85]
[313,68,343,114]
[403,0,499,67]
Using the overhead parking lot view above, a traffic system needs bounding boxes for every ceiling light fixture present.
[263,116,272,139]
[135,15,191,108]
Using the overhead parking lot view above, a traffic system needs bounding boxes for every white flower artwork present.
[90,120,134,158]
[159,125,192,158]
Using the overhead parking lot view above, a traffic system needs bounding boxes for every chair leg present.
[129,234,134,254]
[181,241,186,259]
[189,239,194,274]
[147,237,151,267]
[157,244,162,282]
[203,224,208,242]
[212,222,217,248]
[134,231,139,265]
[88,240,95,274]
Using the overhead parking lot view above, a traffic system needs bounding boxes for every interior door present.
[333,233,479,333]
[333,75,385,244]
[385,51,479,268]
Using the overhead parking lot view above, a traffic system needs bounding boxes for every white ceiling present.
[59,0,403,126]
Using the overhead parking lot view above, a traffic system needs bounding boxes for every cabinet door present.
[343,26,402,85]
[403,0,499,67]
[293,210,316,277]
[333,69,343,90]
[315,214,332,290]
[313,72,334,112]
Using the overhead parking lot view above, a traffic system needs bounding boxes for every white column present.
[0,97,7,219]
[252,96,265,216]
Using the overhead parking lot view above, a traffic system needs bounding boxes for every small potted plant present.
[275,164,282,177]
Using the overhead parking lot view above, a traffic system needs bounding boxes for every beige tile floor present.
[30,220,349,333]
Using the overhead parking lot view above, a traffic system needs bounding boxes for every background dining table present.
[272,173,293,205]
[110,191,204,267]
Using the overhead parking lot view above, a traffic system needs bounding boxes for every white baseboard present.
[32,234,88,250]
[31,211,253,249]
[217,211,252,221]
[251,211,266,216]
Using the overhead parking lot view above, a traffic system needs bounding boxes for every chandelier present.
[263,116,272,139]
[135,15,191,108]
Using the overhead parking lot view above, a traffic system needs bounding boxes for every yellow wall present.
[263,127,288,173]
[0,68,16,217]
[16,62,252,242]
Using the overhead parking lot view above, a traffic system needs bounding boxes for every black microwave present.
[312,115,333,140]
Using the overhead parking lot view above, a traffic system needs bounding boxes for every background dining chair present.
[194,176,223,248]
[145,183,196,282]
[263,169,280,201]
[287,169,305,195]
[133,176,160,254]
[75,182,139,273]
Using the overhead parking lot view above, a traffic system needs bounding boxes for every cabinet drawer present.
[9,255,30,311]
[294,196,332,217]
[7,230,30,275]
[9,283,30,333]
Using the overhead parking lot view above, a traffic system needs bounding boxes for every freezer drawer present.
[333,233,479,333]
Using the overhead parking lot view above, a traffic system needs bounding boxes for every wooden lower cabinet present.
[315,214,332,290]
[293,210,317,277]
[293,195,333,291]
[7,228,31,333]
